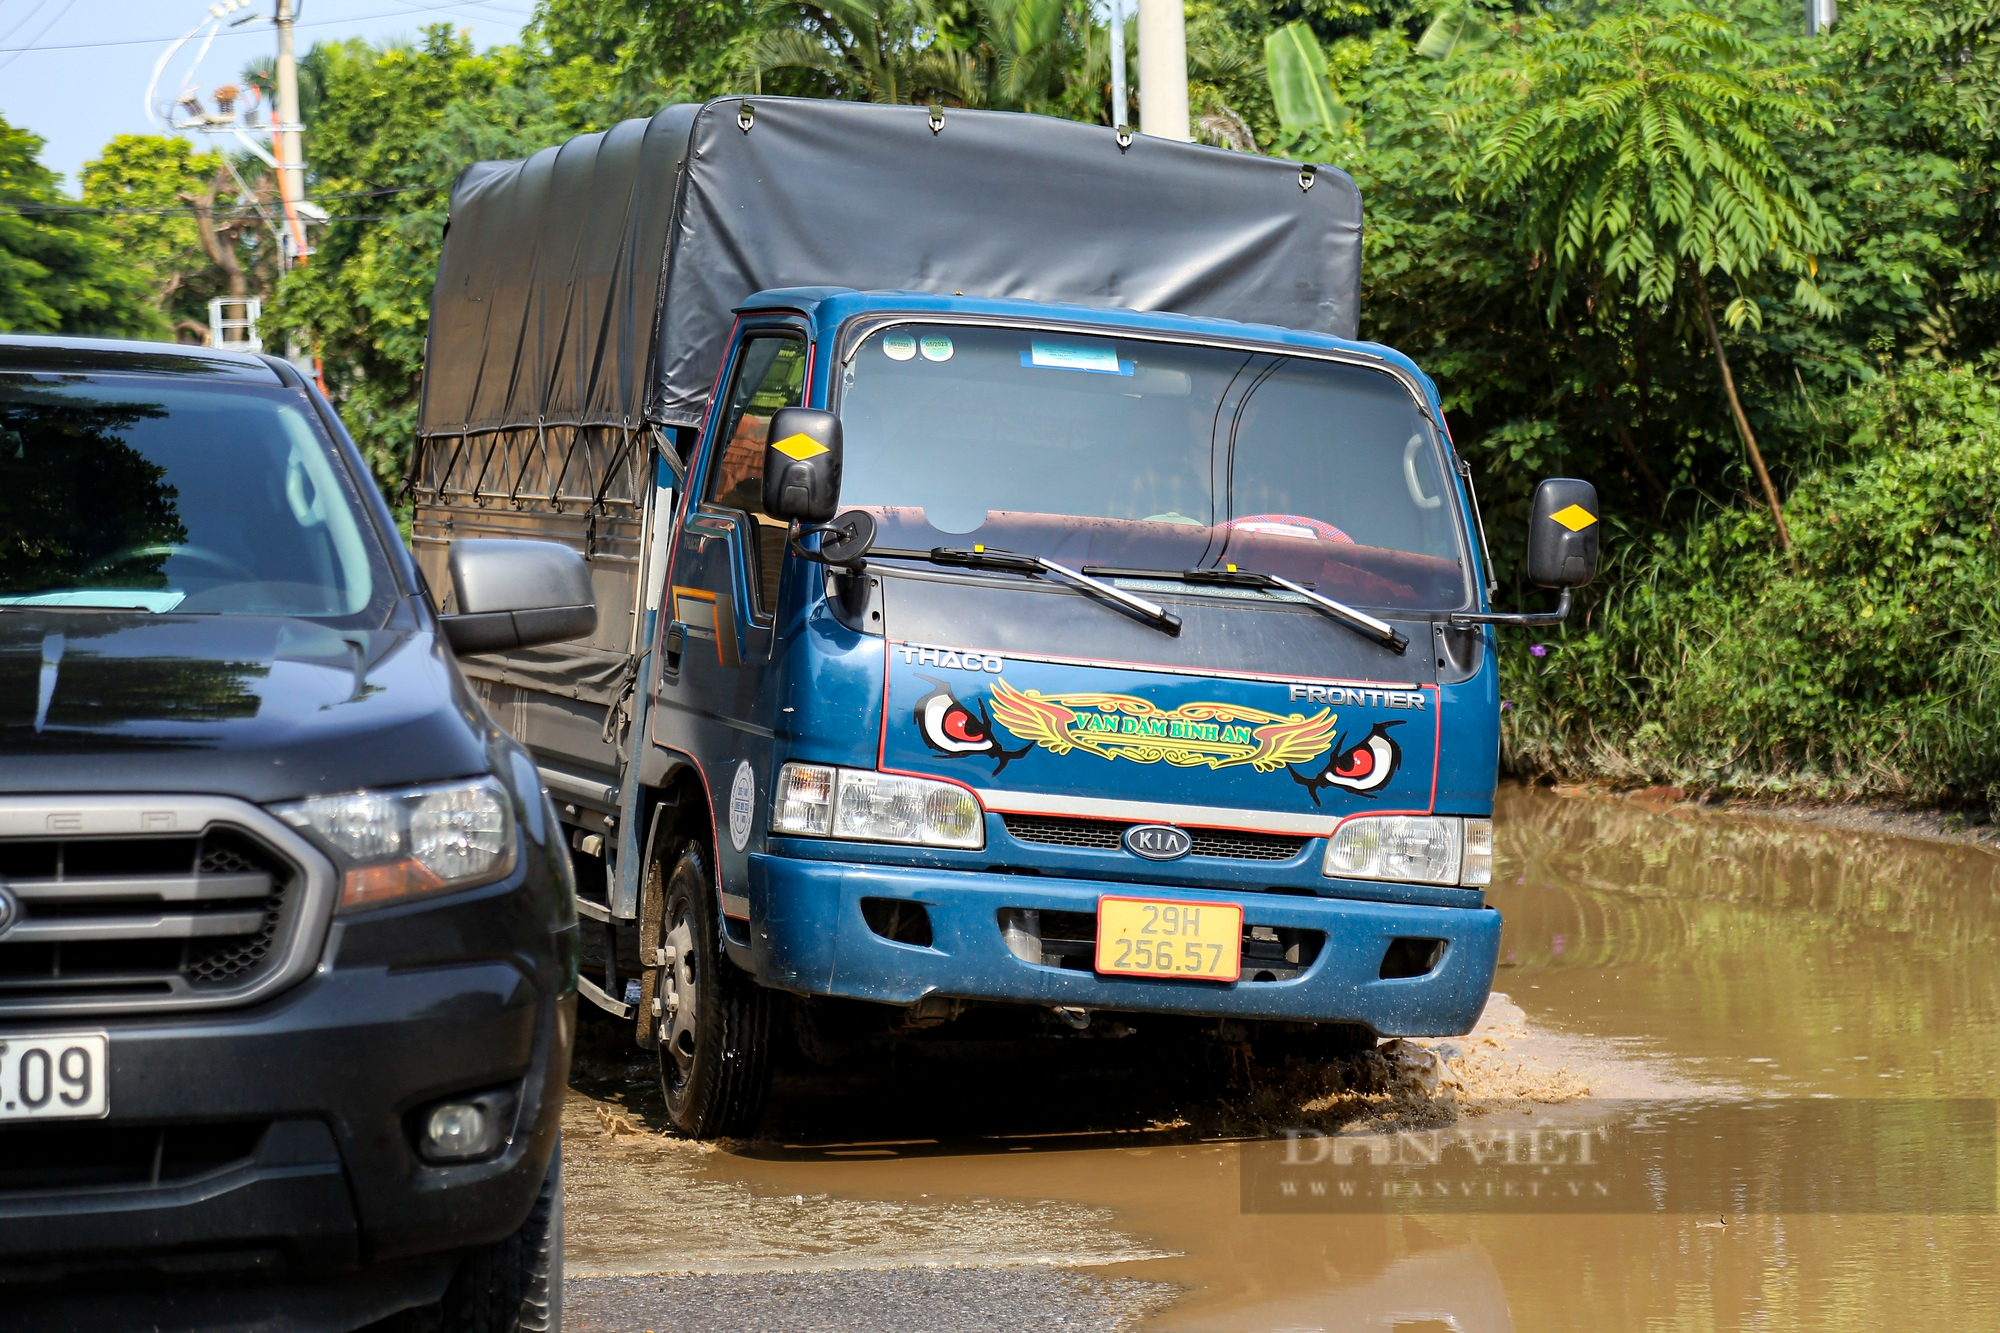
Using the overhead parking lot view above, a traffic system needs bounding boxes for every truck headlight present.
[275,775,518,910]
[1323,815,1492,888]
[772,763,984,850]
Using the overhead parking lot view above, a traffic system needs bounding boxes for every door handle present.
[664,622,687,674]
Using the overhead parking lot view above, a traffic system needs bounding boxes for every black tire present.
[431,1142,563,1333]
[655,841,774,1138]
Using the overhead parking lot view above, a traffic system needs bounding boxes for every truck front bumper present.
[747,853,1501,1036]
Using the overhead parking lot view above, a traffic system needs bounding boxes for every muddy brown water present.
[564,785,2000,1329]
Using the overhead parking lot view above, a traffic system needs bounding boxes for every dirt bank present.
[1529,779,2000,852]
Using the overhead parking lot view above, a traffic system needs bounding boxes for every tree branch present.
[1693,266,1794,567]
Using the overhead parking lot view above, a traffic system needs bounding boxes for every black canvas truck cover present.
[416,96,1364,440]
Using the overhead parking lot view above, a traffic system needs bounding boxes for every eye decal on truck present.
[1288,721,1405,805]
[914,678,1032,774]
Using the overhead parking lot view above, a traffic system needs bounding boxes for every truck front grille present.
[1002,814,1308,862]
[0,798,332,1016]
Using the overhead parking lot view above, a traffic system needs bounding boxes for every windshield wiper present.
[1083,565,1408,654]
[869,546,1183,636]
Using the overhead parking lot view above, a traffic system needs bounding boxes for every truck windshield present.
[0,374,395,621]
[837,324,1470,612]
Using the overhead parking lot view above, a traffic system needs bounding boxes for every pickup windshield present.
[0,374,395,621]
[836,324,1470,612]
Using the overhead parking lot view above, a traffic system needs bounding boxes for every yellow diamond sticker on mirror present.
[1550,503,1598,532]
[770,433,830,461]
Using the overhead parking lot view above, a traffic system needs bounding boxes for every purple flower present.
[1501,700,1514,711]
[1528,644,1548,658]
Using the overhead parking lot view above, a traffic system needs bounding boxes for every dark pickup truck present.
[0,335,590,1332]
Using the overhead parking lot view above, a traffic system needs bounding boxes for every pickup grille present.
[1002,814,1308,862]
[0,799,329,1016]
[0,1121,267,1195]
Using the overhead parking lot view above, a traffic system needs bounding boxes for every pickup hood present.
[0,612,491,801]
[876,573,1440,832]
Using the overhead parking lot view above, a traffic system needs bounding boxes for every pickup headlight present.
[275,775,518,910]
[1323,815,1492,888]
[772,763,984,850]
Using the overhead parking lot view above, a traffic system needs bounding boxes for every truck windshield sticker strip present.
[887,637,1427,694]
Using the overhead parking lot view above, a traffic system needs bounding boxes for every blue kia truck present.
[411,97,1598,1138]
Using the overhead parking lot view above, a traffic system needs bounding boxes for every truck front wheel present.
[655,841,774,1138]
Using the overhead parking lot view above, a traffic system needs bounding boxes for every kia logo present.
[0,883,16,937]
[1123,824,1191,861]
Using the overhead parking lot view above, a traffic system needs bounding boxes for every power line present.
[0,1,55,48]
[0,0,74,72]
[0,199,430,224]
[0,186,447,217]
[0,0,522,55]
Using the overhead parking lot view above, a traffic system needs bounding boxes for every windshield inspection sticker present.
[728,761,755,852]
[919,335,954,362]
[882,333,917,361]
[1025,339,1131,375]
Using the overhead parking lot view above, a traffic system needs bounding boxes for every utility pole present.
[1805,0,1836,35]
[271,0,324,389]
[1136,0,1190,141]
[273,0,308,269]
[1108,0,1128,131]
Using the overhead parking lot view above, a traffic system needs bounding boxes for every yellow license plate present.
[1095,896,1243,981]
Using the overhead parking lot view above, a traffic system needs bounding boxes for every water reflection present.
[1171,1240,1513,1333]
[1492,785,2000,1098]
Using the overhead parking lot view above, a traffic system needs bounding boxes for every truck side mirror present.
[1526,478,1600,588]
[441,538,597,655]
[762,408,842,523]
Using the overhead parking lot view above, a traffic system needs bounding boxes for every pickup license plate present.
[0,1033,108,1121]
[1095,896,1243,981]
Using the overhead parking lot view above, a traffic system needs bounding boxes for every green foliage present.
[80,135,270,340]
[263,29,608,486]
[1264,20,1351,154]
[742,0,1102,113]
[744,0,977,103]
[1413,1,1497,60]
[1451,6,1836,326]
[1504,364,2000,807]
[0,115,159,338]
[529,0,760,104]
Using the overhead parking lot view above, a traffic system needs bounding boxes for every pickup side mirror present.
[441,538,597,655]
[1527,478,1600,588]
[762,407,842,523]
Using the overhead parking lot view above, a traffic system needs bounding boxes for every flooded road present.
[563,785,2000,1330]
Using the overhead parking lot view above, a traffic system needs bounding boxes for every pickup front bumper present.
[747,851,1501,1035]
[0,906,574,1333]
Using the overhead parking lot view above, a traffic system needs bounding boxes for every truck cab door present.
[651,325,808,912]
